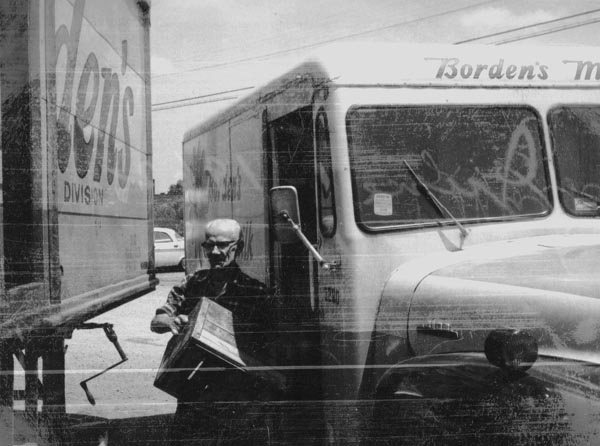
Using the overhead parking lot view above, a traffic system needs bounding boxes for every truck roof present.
[183,43,600,141]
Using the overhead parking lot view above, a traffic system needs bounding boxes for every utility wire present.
[495,17,600,44]
[166,3,416,66]
[456,7,600,43]
[153,95,240,112]
[152,0,499,79]
[152,8,600,112]
[152,86,253,107]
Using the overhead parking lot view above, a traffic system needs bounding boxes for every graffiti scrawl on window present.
[347,106,551,229]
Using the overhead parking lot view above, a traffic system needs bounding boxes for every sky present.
[149,0,600,193]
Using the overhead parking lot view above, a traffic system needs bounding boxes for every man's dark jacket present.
[155,263,278,401]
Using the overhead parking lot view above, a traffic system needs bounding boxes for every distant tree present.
[155,201,178,221]
[154,179,184,234]
[168,179,183,195]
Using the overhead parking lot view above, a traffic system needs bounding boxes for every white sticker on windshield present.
[374,193,393,216]
[574,197,597,212]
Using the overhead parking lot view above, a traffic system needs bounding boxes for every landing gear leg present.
[42,336,66,445]
[0,343,14,446]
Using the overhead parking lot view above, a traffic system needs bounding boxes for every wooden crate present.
[154,297,285,400]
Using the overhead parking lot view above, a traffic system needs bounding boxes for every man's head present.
[202,219,244,269]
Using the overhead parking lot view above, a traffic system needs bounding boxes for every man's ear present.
[235,240,245,254]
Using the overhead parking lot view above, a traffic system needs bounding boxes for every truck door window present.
[316,109,336,237]
[346,106,551,231]
[549,106,600,216]
[270,106,317,242]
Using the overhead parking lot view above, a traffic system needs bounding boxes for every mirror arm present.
[279,211,339,270]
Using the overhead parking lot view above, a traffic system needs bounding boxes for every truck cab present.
[183,44,600,444]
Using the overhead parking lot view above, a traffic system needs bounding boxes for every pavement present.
[11,271,325,445]
[63,271,183,420]
[11,271,185,446]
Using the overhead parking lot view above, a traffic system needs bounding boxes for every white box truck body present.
[0,1,154,443]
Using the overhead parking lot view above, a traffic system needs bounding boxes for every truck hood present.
[379,234,600,362]
[372,353,600,445]
[428,237,600,298]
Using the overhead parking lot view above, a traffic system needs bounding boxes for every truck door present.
[266,105,322,399]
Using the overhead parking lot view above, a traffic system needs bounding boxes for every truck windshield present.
[346,106,551,230]
[549,106,600,217]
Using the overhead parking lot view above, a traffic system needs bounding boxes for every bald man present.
[151,218,270,334]
[151,218,276,444]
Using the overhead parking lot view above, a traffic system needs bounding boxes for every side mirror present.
[269,185,340,270]
[270,186,301,244]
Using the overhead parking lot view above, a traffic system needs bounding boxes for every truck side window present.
[549,105,600,217]
[316,109,336,237]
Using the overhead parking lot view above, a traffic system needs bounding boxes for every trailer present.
[0,0,155,444]
[183,44,600,444]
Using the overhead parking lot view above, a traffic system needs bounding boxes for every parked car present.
[154,227,185,270]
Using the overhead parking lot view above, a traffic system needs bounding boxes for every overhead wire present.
[494,17,600,44]
[152,7,600,112]
[151,0,499,80]
[152,86,254,108]
[152,0,501,110]
[153,95,240,112]
[164,0,412,66]
[456,6,600,43]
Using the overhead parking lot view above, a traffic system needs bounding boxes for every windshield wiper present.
[403,160,469,240]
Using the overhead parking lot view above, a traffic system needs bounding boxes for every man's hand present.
[150,313,189,335]
[170,314,189,335]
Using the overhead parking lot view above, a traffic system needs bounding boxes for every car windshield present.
[346,106,552,230]
[549,106,600,216]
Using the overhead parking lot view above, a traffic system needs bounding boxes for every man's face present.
[203,223,240,269]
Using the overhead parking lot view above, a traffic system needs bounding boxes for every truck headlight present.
[484,329,538,374]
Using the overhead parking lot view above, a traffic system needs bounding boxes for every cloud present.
[459,7,556,32]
